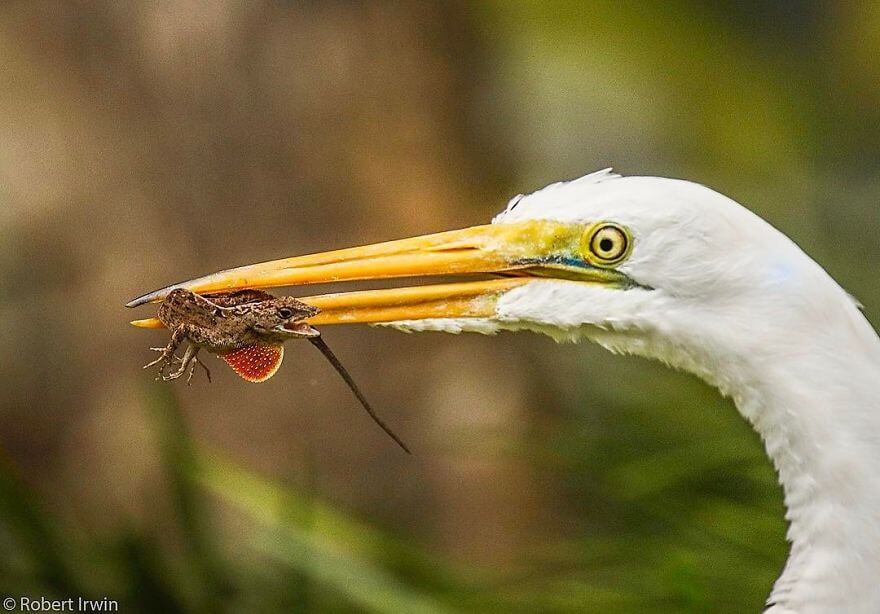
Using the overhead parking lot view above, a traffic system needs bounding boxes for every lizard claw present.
[143,355,168,370]
[163,355,192,381]
[144,348,184,379]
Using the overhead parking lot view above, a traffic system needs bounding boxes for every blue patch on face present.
[514,255,590,269]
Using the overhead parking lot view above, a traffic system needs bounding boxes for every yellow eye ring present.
[587,223,631,265]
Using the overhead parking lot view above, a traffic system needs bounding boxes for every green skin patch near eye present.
[485,220,636,286]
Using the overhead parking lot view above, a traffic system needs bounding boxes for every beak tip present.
[126,284,179,308]
[125,294,157,307]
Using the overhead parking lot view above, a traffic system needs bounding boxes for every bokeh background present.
[2,2,879,612]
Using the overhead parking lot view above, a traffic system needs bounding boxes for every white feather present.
[391,171,880,613]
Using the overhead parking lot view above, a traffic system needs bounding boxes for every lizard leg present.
[177,348,212,383]
[144,325,186,377]
[164,344,196,381]
[182,350,211,384]
[186,351,198,384]
[194,354,212,383]
[185,347,210,385]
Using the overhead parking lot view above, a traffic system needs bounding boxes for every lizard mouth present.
[272,321,320,338]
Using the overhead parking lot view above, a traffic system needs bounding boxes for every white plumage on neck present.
[389,171,880,612]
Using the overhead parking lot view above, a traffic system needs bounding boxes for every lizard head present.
[249,297,320,339]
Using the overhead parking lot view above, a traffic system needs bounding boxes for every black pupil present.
[279,308,292,319]
[599,237,615,253]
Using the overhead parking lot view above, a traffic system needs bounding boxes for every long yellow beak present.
[128,220,628,328]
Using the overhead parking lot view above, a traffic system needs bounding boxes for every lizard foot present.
[144,348,184,380]
[162,364,187,381]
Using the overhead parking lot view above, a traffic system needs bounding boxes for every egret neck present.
[576,276,880,613]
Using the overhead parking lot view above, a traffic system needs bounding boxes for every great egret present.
[128,170,880,613]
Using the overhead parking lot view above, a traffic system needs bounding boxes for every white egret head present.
[128,170,880,612]
[386,171,873,393]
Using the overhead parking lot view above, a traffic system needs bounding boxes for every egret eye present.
[588,223,630,265]
[278,308,293,319]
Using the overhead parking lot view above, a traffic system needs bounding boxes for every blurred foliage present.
[0,387,784,612]
[0,1,878,612]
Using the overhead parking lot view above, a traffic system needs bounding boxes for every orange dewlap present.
[221,344,284,383]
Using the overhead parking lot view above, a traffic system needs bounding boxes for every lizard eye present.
[278,308,293,319]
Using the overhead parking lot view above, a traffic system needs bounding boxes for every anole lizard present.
[144,288,410,453]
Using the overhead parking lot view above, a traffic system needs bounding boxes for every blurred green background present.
[1,1,878,612]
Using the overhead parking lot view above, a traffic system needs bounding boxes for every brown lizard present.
[144,288,410,453]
